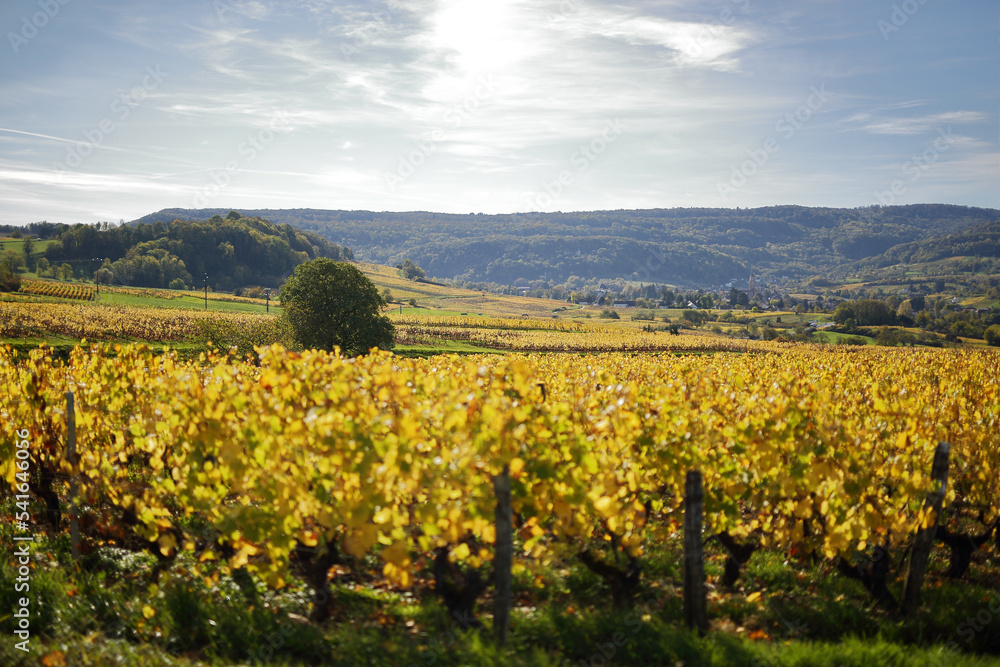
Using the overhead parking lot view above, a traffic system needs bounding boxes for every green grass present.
[2,336,209,360]
[96,290,280,315]
[395,306,481,317]
[1,495,997,667]
[961,296,1000,310]
[394,340,500,357]
[0,237,55,255]
[7,274,280,315]
[813,331,875,345]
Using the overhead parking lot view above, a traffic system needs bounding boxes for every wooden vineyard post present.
[683,469,708,634]
[65,391,80,562]
[902,441,950,615]
[493,464,513,645]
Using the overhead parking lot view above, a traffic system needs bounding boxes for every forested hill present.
[858,219,1000,270]
[132,204,998,288]
[40,212,351,291]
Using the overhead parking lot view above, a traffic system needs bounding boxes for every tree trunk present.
[716,532,759,588]
[578,549,640,609]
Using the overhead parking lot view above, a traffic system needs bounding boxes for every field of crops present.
[0,301,288,353]
[4,345,997,608]
[394,320,777,353]
[100,284,271,306]
[3,275,1000,663]
[0,301,763,355]
[18,279,95,301]
[358,262,574,317]
[389,314,589,331]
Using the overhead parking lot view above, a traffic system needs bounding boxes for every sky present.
[0,0,997,225]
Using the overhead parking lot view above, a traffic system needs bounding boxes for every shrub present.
[398,259,426,281]
[833,299,895,326]
[837,336,868,346]
[0,265,21,292]
[681,309,707,326]
[985,324,1000,347]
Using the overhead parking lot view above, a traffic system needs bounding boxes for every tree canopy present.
[38,212,351,291]
[833,299,896,326]
[986,324,1000,347]
[397,258,426,281]
[127,204,997,287]
[279,258,394,355]
[0,261,21,292]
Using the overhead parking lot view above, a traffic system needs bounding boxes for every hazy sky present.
[0,0,996,225]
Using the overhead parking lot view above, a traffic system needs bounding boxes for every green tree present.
[95,267,114,287]
[1,249,24,274]
[0,263,21,292]
[833,299,895,326]
[398,258,426,281]
[986,325,1000,347]
[22,237,35,271]
[279,258,394,355]
[682,309,707,326]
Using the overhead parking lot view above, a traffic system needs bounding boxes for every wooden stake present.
[902,441,950,615]
[493,465,512,645]
[684,469,708,634]
[65,391,80,562]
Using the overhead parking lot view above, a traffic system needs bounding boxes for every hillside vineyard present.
[5,344,997,594]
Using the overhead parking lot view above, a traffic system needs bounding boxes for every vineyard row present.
[2,344,998,619]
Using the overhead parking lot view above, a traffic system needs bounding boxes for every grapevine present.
[1,344,997,616]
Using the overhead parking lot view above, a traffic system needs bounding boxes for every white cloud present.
[858,111,989,136]
[0,0,995,224]
[563,10,751,72]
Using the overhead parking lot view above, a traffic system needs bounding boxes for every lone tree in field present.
[279,258,395,355]
[986,324,1000,347]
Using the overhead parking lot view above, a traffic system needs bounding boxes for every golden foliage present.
[2,344,997,592]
